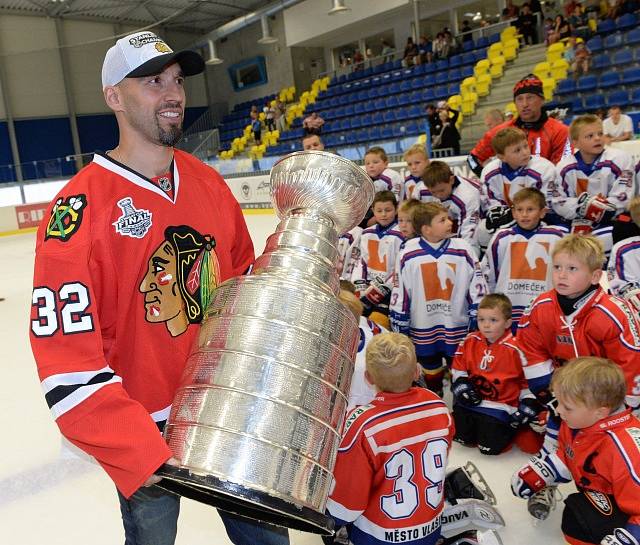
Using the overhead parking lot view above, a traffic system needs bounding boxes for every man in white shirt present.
[603,106,634,144]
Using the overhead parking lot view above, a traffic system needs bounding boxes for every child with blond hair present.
[552,114,634,234]
[364,147,404,200]
[327,332,453,545]
[402,144,430,200]
[452,293,539,455]
[481,187,566,327]
[511,357,640,545]
[390,202,487,395]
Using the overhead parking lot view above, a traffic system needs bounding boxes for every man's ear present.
[104,85,124,113]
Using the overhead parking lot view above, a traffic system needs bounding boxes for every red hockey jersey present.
[327,388,454,545]
[451,331,531,422]
[556,409,640,543]
[517,287,640,408]
[30,151,254,497]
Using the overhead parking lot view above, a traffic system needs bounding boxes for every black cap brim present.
[127,50,205,79]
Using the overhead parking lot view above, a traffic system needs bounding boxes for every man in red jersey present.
[30,31,288,545]
[467,74,571,176]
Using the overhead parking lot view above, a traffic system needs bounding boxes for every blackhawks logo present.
[139,225,221,337]
[45,194,87,242]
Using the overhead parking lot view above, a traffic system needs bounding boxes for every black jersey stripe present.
[44,371,116,409]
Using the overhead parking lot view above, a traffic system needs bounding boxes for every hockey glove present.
[601,528,640,545]
[510,456,557,499]
[509,398,543,429]
[467,153,484,178]
[360,277,391,316]
[619,282,640,317]
[576,193,616,224]
[452,377,482,407]
[485,206,514,233]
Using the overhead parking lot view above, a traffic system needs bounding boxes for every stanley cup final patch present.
[113,197,152,238]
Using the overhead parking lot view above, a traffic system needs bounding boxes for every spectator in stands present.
[568,4,590,39]
[461,20,474,43]
[549,14,572,44]
[353,49,364,71]
[505,0,520,18]
[564,0,580,17]
[444,30,457,56]
[425,104,439,135]
[517,3,538,45]
[433,107,461,156]
[484,109,505,130]
[417,36,433,64]
[468,74,571,176]
[274,100,286,133]
[402,37,419,67]
[381,39,394,63]
[302,111,325,135]
[543,17,555,45]
[606,0,622,19]
[251,111,261,145]
[571,41,591,77]
[529,0,543,14]
[265,101,276,132]
[302,133,324,151]
[603,106,634,144]
[433,33,449,60]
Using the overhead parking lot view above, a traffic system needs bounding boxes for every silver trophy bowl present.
[157,151,375,534]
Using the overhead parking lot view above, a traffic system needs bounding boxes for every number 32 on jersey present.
[31,282,94,336]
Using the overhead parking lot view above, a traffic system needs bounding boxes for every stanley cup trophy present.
[157,151,375,534]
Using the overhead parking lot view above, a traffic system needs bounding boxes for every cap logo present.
[129,32,164,48]
[155,42,171,54]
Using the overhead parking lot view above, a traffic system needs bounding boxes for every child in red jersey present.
[326,332,454,545]
[511,357,640,545]
[452,294,540,455]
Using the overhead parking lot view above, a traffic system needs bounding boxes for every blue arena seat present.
[473,49,487,62]
[625,27,640,45]
[463,40,475,52]
[488,33,501,44]
[623,67,640,84]
[372,112,384,125]
[408,104,422,118]
[584,93,605,111]
[397,93,412,106]
[571,96,585,113]
[461,52,476,66]
[591,53,611,70]
[599,72,621,88]
[616,13,638,31]
[448,83,461,95]
[422,88,435,101]
[608,89,630,107]
[612,48,633,65]
[449,55,462,68]
[631,87,640,106]
[461,65,475,78]
[576,74,597,92]
[435,59,449,71]
[476,36,489,49]
[604,32,623,50]
[448,68,461,82]
[587,36,603,53]
[381,126,394,140]
[435,71,448,85]
[555,78,576,95]
[597,19,616,34]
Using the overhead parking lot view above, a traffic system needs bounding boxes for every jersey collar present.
[93,152,180,204]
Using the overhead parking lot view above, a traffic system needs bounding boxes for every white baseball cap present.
[102,31,204,88]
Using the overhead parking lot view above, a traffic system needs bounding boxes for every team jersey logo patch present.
[113,197,152,239]
[584,490,612,515]
[45,194,87,242]
[626,427,640,452]
[140,225,221,337]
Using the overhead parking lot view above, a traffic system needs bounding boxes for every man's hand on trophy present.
[143,456,180,487]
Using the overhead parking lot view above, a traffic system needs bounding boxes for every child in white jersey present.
[552,114,635,234]
[390,201,487,395]
[351,191,404,319]
[608,195,640,316]
[481,188,566,327]
[403,144,430,201]
[364,146,404,200]
[478,127,557,246]
[414,161,481,251]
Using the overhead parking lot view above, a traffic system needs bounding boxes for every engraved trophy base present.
[156,464,334,535]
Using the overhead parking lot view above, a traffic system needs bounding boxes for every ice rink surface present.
[1,215,576,545]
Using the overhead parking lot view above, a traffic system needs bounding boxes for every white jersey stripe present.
[50,376,122,420]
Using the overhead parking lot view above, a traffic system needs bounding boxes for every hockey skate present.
[527,485,562,520]
[444,461,497,506]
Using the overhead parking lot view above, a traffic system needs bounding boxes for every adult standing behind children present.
[29,31,289,545]
[467,75,571,176]
[603,106,634,144]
